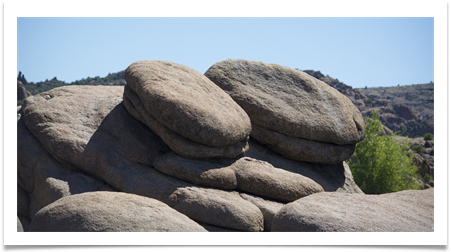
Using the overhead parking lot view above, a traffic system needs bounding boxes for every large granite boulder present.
[272,188,434,232]
[205,59,365,163]
[124,60,251,158]
[29,191,208,232]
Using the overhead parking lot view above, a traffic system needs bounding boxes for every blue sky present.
[17,17,434,88]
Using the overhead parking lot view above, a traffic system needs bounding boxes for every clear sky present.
[17,17,434,88]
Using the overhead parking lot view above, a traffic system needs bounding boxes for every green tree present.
[348,111,421,194]
[424,133,434,140]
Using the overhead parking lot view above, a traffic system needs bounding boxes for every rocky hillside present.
[302,70,433,138]
[357,83,434,125]
[17,59,433,233]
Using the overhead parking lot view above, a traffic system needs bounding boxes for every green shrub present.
[17,100,22,106]
[411,144,426,154]
[421,173,434,185]
[347,111,422,194]
[424,133,434,140]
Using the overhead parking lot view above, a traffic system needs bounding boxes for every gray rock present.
[425,140,433,148]
[272,188,434,232]
[125,60,251,147]
[239,193,285,231]
[197,222,239,232]
[251,124,356,164]
[17,217,24,232]
[244,138,363,194]
[17,185,29,218]
[29,191,208,232]
[168,188,263,231]
[17,118,113,213]
[21,86,263,231]
[204,59,365,145]
[153,152,324,202]
[123,85,249,159]
[18,216,30,232]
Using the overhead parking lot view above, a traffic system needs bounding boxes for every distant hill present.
[301,69,433,138]
[356,84,434,125]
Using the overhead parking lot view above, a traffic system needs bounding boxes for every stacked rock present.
[205,59,366,164]
[20,59,405,233]
[122,60,251,159]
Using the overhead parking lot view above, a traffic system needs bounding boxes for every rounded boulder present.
[29,191,207,232]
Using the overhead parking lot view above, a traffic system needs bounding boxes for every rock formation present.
[204,59,365,164]
[272,188,434,232]
[17,59,432,233]
[123,60,251,159]
[29,191,208,232]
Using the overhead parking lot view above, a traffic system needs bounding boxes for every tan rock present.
[125,60,251,147]
[205,59,365,145]
[272,188,434,232]
[154,152,324,202]
[250,124,356,164]
[123,85,249,159]
[29,191,208,232]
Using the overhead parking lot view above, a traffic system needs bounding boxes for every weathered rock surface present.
[205,59,365,146]
[17,217,24,232]
[123,85,249,159]
[21,85,263,231]
[125,60,251,148]
[239,193,285,231]
[154,152,324,202]
[17,117,113,221]
[272,188,434,232]
[205,59,365,163]
[251,124,356,164]
[244,138,364,194]
[29,191,208,232]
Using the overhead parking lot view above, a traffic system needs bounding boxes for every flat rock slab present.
[29,191,208,232]
[125,60,251,147]
[272,188,434,232]
[204,59,365,145]
[154,152,324,202]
